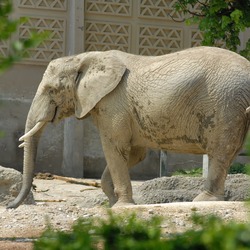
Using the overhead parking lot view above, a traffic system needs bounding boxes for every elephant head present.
[7,51,126,208]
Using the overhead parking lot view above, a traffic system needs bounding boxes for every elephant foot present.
[107,194,135,207]
[108,198,118,207]
[193,191,224,202]
[112,200,135,208]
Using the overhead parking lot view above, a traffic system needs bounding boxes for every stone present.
[0,166,34,206]
[137,174,250,204]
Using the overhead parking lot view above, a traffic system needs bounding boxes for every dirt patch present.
[0,174,249,249]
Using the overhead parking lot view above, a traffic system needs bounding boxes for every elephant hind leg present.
[194,140,244,202]
[194,118,249,202]
[101,146,146,207]
[193,154,228,201]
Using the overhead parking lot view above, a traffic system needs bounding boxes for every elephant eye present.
[48,89,56,97]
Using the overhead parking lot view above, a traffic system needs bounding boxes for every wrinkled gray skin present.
[8,46,250,208]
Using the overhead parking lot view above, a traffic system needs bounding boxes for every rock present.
[0,166,34,206]
[137,174,250,205]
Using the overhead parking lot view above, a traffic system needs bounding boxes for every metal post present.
[62,117,84,177]
[202,154,209,178]
[160,150,168,177]
[62,0,84,177]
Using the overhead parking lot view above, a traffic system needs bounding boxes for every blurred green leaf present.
[221,16,231,29]
[230,9,243,24]
[0,0,49,74]
[35,212,250,250]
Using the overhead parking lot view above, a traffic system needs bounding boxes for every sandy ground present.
[0,177,249,249]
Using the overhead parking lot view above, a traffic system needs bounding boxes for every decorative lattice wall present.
[191,30,203,47]
[86,0,132,16]
[18,17,66,62]
[138,0,184,21]
[84,0,202,55]
[0,0,68,65]
[18,0,67,11]
[0,40,9,58]
[18,0,67,64]
[138,25,183,55]
[85,21,131,52]
[0,0,205,64]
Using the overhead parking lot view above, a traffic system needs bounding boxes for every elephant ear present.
[74,52,126,118]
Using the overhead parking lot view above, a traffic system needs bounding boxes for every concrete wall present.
[0,64,65,175]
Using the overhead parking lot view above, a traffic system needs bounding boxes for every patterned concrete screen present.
[84,0,203,55]
[0,0,68,64]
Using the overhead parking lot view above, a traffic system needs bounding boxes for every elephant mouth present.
[51,106,58,123]
[50,105,75,123]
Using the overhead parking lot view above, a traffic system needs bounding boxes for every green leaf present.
[0,131,5,138]
[0,0,49,73]
[12,41,24,52]
[209,0,227,14]
[230,9,243,24]
[221,15,231,29]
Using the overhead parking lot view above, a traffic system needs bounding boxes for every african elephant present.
[8,46,250,208]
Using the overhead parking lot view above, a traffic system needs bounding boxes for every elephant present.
[7,46,250,209]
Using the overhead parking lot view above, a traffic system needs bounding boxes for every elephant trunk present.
[7,89,55,209]
[7,118,46,209]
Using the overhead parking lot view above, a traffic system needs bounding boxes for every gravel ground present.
[0,175,249,249]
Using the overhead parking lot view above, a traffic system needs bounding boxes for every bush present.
[34,213,162,250]
[34,212,250,250]
[172,163,250,177]
[167,214,250,250]
[229,163,249,175]
[172,168,203,176]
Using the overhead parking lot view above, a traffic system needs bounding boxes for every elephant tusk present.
[19,142,25,148]
[246,106,250,114]
[19,121,46,141]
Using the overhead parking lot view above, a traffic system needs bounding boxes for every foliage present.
[0,131,5,138]
[34,213,162,250]
[175,0,250,59]
[172,167,203,176]
[173,163,250,176]
[0,0,48,73]
[169,214,250,250]
[34,212,250,250]
[34,220,96,250]
[229,163,249,175]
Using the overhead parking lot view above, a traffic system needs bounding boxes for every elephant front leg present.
[101,140,135,207]
[101,146,146,206]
